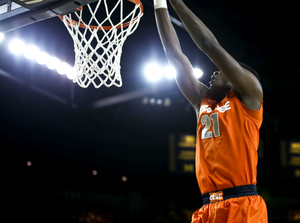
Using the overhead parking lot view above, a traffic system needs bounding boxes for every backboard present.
[0,0,99,33]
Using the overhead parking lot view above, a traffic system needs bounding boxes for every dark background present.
[0,0,300,222]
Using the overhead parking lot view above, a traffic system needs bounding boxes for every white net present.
[60,0,143,88]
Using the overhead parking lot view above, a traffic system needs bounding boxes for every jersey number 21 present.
[201,113,220,139]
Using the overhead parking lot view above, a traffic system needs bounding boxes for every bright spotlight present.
[193,68,203,78]
[66,66,77,80]
[163,65,177,79]
[56,62,71,75]
[144,63,162,81]
[0,33,4,42]
[46,56,60,70]
[9,39,25,55]
[36,51,50,65]
[24,45,40,60]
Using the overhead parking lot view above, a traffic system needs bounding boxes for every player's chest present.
[198,100,233,140]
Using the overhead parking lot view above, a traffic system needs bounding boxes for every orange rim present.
[58,0,143,31]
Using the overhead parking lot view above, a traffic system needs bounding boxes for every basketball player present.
[153,0,268,222]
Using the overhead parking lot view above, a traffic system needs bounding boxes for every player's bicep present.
[167,52,208,109]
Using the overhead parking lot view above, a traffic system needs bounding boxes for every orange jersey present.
[192,195,268,223]
[196,89,263,194]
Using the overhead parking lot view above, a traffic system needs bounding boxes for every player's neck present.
[209,88,231,103]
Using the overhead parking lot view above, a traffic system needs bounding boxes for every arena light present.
[149,98,156,105]
[163,65,177,79]
[46,56,61,70]
[24,45,40,60]
[56,62,71,75]
[6,37,78,80]
[164,97,171,107]
[66,66,77,80]
[9,39,25,55]
[144,63,162,82]
[142,97,172,107]
[193,68,203,78]
[0,33,4,42]
[36,51,50,65]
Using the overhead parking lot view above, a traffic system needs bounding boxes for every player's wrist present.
[153,0,168,9]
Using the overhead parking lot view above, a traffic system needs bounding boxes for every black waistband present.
[202,184,259,205]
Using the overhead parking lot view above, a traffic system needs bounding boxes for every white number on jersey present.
[201,113,220,139]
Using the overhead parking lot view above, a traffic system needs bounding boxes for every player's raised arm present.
[169,0,263,110]
[154,0,209,112]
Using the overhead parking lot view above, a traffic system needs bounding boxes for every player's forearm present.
[169,0,219,51]
[155,8,182,58]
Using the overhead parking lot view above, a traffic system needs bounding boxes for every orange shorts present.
[192,195,268,223]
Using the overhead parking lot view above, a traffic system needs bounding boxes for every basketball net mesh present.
[60,0,143,88]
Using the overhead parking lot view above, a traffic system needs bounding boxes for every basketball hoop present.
[58,0,143,88]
